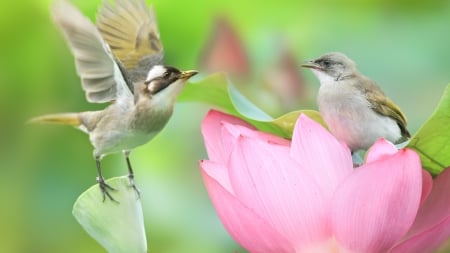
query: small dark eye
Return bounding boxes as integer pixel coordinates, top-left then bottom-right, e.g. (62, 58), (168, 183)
(163, 71), (170, 78)
(322, 60), (331, 67)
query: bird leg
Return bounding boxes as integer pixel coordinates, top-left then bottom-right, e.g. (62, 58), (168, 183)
(124, 151), (141, 198)
(95, 157), (118, 202)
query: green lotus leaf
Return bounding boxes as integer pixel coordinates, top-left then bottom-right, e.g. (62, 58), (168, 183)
(179, 73), (324, 138)
(408, 84), (450, 175)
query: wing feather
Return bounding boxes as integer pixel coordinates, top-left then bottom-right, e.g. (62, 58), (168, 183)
(363, 80), (411, 139)
(97, 0), (164, 83)
(52, 0), (133, 103)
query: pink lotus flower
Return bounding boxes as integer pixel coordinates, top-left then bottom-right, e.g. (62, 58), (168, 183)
(200, 109), (450, 253)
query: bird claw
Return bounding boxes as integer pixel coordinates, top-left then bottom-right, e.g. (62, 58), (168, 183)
(128, 174), (141, 199)
(97, 177), (119, 203)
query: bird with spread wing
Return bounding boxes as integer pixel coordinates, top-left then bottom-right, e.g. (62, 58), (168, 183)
(31, 0), (198, 201)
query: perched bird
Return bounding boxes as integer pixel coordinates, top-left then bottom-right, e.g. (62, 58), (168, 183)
(301, 52), (410, 152)
(31, 0), (198, 201)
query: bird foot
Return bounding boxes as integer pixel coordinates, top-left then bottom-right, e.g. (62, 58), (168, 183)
(128, 174), (141, 199)
(97, 176), (119, 203)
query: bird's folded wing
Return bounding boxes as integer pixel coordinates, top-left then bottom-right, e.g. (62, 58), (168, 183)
(97, 0), (164, 83)
(52, 0), (133, 104)
(366, 87), (410, 138)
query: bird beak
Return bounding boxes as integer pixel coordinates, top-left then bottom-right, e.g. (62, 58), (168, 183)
(301, 60), (323, 70)
(180, 70), (199, 80)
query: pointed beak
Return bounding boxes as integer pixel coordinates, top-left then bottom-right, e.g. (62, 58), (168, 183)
(180, 70), (199, 80)
(301, 60), (323, 70)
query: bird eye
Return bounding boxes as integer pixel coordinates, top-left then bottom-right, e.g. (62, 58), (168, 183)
(322, 60), (331, 67)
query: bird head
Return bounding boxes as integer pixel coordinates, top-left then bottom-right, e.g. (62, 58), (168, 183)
(301, 52), (357, 82)
(142, 65), (198, 101)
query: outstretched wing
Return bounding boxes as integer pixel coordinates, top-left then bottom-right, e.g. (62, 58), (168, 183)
(97, 0), (164, 83)
(52, 0), (133, 104)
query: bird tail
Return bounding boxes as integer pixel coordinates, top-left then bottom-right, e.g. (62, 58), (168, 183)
(28, 113), (81, 126)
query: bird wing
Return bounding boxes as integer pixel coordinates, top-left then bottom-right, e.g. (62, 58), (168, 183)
(52, 0), (133, 104)
(363, 81), (411, 139)
(96, 0), (164, 83)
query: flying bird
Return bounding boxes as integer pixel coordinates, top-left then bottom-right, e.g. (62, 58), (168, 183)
(31, 0), (198, 201)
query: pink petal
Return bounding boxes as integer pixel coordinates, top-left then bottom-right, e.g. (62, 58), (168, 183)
(228, 135), (330, 249)
(290, 114), (353, 199)
(402, 168), (450, 239)
(389, 216), (450, 253)
(362, 140), (433, 205)
(212, 121), (290, 172)
(420, 170), (433, 205)
(255, 131), (291, 146)
(332, 149), (423, 253)
(221, 122), (290, 147)
(200, 160), (234, 194)
(200, 162), (293, 253)
(202, 110), (255, 163)
(365, 138), (398, 164)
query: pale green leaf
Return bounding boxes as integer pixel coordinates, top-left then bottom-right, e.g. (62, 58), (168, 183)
(408, 84), (450, 175)
(272, 110), (327, 137)
(227, 83), (273, 121)
(73, 176), (147, 253)
(179, 73), (324, 138)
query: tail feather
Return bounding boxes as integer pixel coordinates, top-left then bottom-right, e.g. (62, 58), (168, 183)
(29, 113), (81, 126)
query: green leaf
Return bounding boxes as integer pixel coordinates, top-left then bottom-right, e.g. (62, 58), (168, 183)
(73, 176), (147, 253)
(227, 83), (273, 121)
(272, 110), (327, 137)
(408, 84), (450, 175)
(179, 73), (325, 138)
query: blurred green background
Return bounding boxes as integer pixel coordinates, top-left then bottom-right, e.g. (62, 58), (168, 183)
(1, 0), (450, 252)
